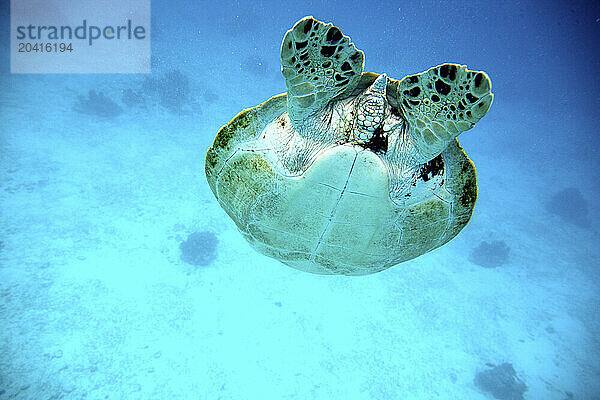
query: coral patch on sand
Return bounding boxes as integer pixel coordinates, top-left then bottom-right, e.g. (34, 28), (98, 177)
(179, 231), (218, 266)
(73, 90), (123, 118)
(546, 187), (590, 228)
(474, 363), (527, 400)
(141, 69), (191, 114)
(469, 240), (510, 268)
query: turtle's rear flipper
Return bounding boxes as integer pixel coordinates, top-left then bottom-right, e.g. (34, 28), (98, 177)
(281, 16), (364, 134)
(397, 64), (493, 162)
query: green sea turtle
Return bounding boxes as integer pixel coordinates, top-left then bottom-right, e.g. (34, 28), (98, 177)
(205, 16), (493, 275)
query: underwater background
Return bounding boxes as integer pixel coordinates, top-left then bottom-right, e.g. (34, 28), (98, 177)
(1, 0), (599, 399)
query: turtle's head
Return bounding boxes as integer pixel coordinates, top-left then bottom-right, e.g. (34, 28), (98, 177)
(352, 74), (390, 150)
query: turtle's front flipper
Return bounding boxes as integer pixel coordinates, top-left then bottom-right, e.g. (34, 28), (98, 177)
(280, 17), (364, 134)
(397, 64), (493, 162)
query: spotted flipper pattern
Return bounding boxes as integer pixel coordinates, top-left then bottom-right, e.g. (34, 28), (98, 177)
(280, 16), (364, 134)
(397, 64), (493, 162)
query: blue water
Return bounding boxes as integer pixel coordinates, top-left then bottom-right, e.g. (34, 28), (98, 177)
(1, 1), (599, 399)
